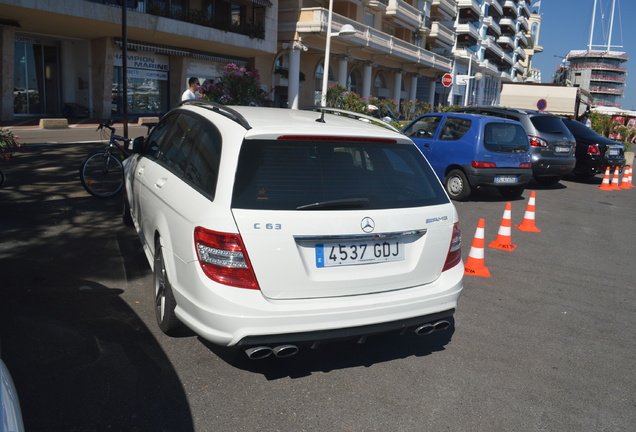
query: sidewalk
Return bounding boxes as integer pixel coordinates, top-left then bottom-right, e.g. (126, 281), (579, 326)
(1, 118), (154, 145)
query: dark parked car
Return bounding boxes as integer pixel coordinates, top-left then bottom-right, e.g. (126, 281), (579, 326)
(454, 106), (576, 186)
(560, 117), (626, 177)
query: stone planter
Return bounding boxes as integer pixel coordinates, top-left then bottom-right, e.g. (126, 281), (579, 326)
(625, 151), (634, 167)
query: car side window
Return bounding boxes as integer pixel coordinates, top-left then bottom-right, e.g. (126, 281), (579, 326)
(157, 114), (199, 177)
(439, 117), (472, 141)
(144, 115), (174, 158)
(184, 123), (222, 199)
(404, 116), (443, 138)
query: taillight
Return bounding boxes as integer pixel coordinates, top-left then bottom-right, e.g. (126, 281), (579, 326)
(528, 136), (548, 147)
(472, 161), (497, 168)
(588, 144), (600, 155)
(520, 162), (532, 169)
(443, 222), (462, 272)
(194, 227), (259, 290)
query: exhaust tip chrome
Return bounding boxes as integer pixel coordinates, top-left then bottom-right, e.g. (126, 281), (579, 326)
(273, 344), (299, 358)
(434, 320), (451, 331)
(245, 346), (273, 360)
(414, 323), (435, 336)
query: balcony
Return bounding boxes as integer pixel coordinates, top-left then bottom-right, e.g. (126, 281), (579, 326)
(520, 0), (531, 18)
(483, 16), (501, 37)
(431, 0), (458, 20)
(482, 36), (505, 58)
(294, 8), (452, 72)
(498, 17), (516, 35)
(497, 35), (515, 49)
(517, 15), (529, 32)
(515, 46), (527, 60)
(456, 21), (481, 40)
(457, 0), (482, 16)
(515, 32), (527, 48)
(386, 0), (424, 31)
(429, 21), (455, 47)
(488, 0), (503, 17)
(502, 0), (519, 18)
(364, 0), (390, 11)
(513, 61), (525, 73)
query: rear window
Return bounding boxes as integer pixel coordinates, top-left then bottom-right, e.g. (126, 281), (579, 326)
(562, 118), (602, 139)
(232, 140), (449, 210)
(483, 123), (529, 153)
(530, 115), (571, 134)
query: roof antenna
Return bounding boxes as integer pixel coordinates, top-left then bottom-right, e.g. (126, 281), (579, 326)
(316, 109), (326, 123)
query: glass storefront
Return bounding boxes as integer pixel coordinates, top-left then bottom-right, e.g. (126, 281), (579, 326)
(14, 39), (60, 116)
(112, 51), (169, 116)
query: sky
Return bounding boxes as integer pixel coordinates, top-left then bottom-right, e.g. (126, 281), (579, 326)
(530, 0), (636, 109)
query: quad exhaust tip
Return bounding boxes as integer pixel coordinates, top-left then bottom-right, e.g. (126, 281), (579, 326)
(245, 344), (299, 360)
(414, 320), (451, 336)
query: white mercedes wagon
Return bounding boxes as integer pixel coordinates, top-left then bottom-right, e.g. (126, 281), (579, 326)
(123, 102), (464, 360)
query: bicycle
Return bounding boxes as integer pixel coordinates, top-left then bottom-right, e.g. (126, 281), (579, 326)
(79, 120), (132, 198)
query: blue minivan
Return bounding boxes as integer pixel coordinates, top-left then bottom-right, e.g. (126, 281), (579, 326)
(402, 112), (532, 200)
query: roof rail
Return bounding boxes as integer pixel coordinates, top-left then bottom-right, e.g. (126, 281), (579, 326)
(303, 106), (401, 133)
(178, 100), (252, 130)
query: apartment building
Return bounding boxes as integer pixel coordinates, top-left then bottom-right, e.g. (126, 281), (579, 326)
(0, 0), (540, 122)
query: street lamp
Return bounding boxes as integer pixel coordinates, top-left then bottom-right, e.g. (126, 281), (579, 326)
(320, 0), (356, 107)
(461, 54), (483, 106)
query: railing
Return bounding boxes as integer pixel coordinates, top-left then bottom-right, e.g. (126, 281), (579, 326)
(296, 8), (452, 71)
(84, 0), (266, 40)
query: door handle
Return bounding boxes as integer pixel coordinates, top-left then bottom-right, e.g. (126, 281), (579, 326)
(155, 178), (168, 188)
(137, 167), (145, 176)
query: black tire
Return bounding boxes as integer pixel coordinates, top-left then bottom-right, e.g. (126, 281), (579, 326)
(154, 239), (181, 334)
(573, 172), (596, 179)
(0, 170), (5, 187)
(499, 185), (525, 199)
(122, 188), (134, 227)
(79, 152), (124, 198)
(444, 169), (471, 201)
(535, 176), (561, 186)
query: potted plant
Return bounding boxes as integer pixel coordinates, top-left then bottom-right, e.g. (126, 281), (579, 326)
(0, 128), (22, 186)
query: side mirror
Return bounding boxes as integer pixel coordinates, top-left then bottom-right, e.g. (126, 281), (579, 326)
(130, 136), (146, 153)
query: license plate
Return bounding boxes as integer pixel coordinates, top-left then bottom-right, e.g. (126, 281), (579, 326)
(316, 240), (404, 267)
(555, 146), (570, 153)
(609, 149), (619, 156)
(495, 175), (518, 184)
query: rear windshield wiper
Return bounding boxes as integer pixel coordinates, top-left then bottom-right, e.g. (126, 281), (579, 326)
(297, 198), (370, 210)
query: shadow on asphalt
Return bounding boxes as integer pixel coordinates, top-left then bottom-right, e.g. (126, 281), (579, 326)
(204, 322), (455, 380)
(0, 144), (194, 432)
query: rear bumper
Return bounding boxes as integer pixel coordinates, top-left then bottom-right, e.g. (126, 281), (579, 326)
(464, 166), (533, 188)
(531, 155), (576, 177)
(574, 157), (626, 175)
(171, 259), (464, 347)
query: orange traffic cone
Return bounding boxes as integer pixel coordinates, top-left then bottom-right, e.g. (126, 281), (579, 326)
(516, 191), (541, 232)
(619, 166), (634, 189)
(598, 167), (613, 190)
(489, 202), (517, 251)
(610, 167), (622, 190)
(464, 218), (490, 277)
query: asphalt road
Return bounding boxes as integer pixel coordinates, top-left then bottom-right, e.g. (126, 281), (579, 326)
(0, 143), (634, 432)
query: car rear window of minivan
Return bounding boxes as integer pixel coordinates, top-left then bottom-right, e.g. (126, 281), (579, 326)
(231, 139), (449, 210)
(530, 115), (570, 134)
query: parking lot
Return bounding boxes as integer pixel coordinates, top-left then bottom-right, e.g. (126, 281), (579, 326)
(1, 142), (634, 431)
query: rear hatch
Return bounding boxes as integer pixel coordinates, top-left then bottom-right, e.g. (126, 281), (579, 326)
(529, 114), (576, 157)
(230, 137), (455, 300)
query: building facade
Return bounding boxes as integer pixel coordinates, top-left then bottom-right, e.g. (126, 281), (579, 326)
(0, 0), (542, 122)
(554, 50), (628, 108)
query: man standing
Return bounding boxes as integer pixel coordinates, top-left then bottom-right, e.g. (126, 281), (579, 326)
(181, 77), (199, 101)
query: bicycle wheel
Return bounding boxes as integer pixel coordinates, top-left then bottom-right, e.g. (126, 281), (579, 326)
(80, 152), (124, 198)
